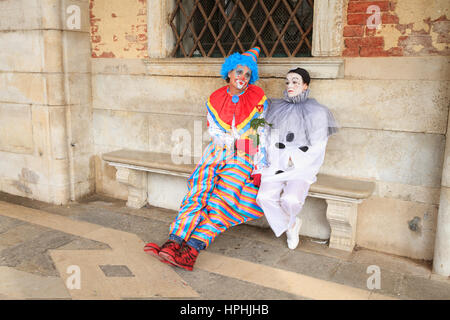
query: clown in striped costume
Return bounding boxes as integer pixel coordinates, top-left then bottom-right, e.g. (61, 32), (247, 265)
(144, 48), (269, 271)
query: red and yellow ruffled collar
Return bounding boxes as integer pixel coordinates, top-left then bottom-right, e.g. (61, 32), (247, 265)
(206, 85), (267, 133)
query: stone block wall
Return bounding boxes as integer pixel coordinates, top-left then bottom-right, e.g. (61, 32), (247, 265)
(0, 0), (94, 204)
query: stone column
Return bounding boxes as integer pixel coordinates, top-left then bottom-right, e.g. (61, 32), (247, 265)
(147, 0), (175, 58)
(312, 0), (344, 57)
(42, 0), (94, 203)
(60, 0), (94, 201)
(433, 108), (450, 276)
(41, 0), (72, 204)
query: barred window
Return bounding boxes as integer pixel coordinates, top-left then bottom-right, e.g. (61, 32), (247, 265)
(169, 0), (314, 58)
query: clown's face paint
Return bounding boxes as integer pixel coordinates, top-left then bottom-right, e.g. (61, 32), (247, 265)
(236, 80), (246, 90)
(228, 65), (251, 93)
(286, 73), (308, 97)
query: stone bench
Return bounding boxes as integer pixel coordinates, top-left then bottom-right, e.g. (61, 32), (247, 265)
(102, 149), (375, 252)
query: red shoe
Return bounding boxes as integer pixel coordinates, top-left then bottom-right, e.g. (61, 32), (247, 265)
(160, 242), (199, 271)
(158, 240), (181, 263)
(144, 242), (177, 265)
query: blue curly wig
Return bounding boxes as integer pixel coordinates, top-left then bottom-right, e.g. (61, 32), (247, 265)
(220, 52), (259, 84)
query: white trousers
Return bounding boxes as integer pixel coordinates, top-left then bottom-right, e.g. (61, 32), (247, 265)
(256, 179), (310, 237)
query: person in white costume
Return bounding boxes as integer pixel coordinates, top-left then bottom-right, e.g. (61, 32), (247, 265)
(256, 68), (338, 249)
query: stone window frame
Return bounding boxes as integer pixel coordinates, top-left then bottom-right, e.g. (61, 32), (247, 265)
(143, 0), (345, 79)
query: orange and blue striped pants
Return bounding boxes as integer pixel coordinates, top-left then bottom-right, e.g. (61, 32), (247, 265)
(169, 142), (264, 248)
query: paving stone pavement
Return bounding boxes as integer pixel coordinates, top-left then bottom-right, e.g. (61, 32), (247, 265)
(0, 192), (449, 300)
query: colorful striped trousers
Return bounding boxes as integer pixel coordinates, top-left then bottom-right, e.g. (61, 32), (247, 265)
(169, 142), (264, 248)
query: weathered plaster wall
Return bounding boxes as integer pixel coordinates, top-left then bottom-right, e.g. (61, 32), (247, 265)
(343, 0), (449, 56)
(90, 0), (148, 59)
(88, 0), (449, 261)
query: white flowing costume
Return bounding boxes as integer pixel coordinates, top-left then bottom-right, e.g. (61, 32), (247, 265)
(256, 89), (338, 237)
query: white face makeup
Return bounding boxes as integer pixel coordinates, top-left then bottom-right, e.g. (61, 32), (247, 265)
(228, 65), (251, 91)
(285, 73), (308, 97)
(236, 80), (246, 90)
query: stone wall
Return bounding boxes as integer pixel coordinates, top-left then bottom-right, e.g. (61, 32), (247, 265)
(0, 0), (94, 204)
(90, 0), (449, 261)
(91, 55), (449, 260)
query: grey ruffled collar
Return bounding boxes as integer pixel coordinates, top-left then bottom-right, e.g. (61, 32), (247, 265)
(282, 88), (310, 103)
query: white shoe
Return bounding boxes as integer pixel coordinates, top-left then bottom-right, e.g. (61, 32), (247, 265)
(286, 217), (302, 250)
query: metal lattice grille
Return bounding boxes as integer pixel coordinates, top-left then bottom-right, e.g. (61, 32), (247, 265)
(169, 0), (314, 58)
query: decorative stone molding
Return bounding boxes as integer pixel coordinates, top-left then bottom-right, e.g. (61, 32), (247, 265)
(143, 57), (344, 79)
(325, 198), (360, 252)
(115, 167), (148, 209)
(145, 0), (345, 77)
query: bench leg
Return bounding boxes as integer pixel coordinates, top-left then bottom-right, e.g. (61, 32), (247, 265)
(116, 167), (148, 209)
(325, 199), (358, 252)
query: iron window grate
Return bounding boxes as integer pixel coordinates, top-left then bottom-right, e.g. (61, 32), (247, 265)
(169, 0), (314, 58)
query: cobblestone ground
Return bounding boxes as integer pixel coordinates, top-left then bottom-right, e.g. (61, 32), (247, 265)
(0, 192), (449, 300)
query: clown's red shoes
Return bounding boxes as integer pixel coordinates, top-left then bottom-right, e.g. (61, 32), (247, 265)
(143, 241), (177, 265)
(159, 242), (199, 271)
(158, 240), (181, 258)
(146, 240), (200, 271)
